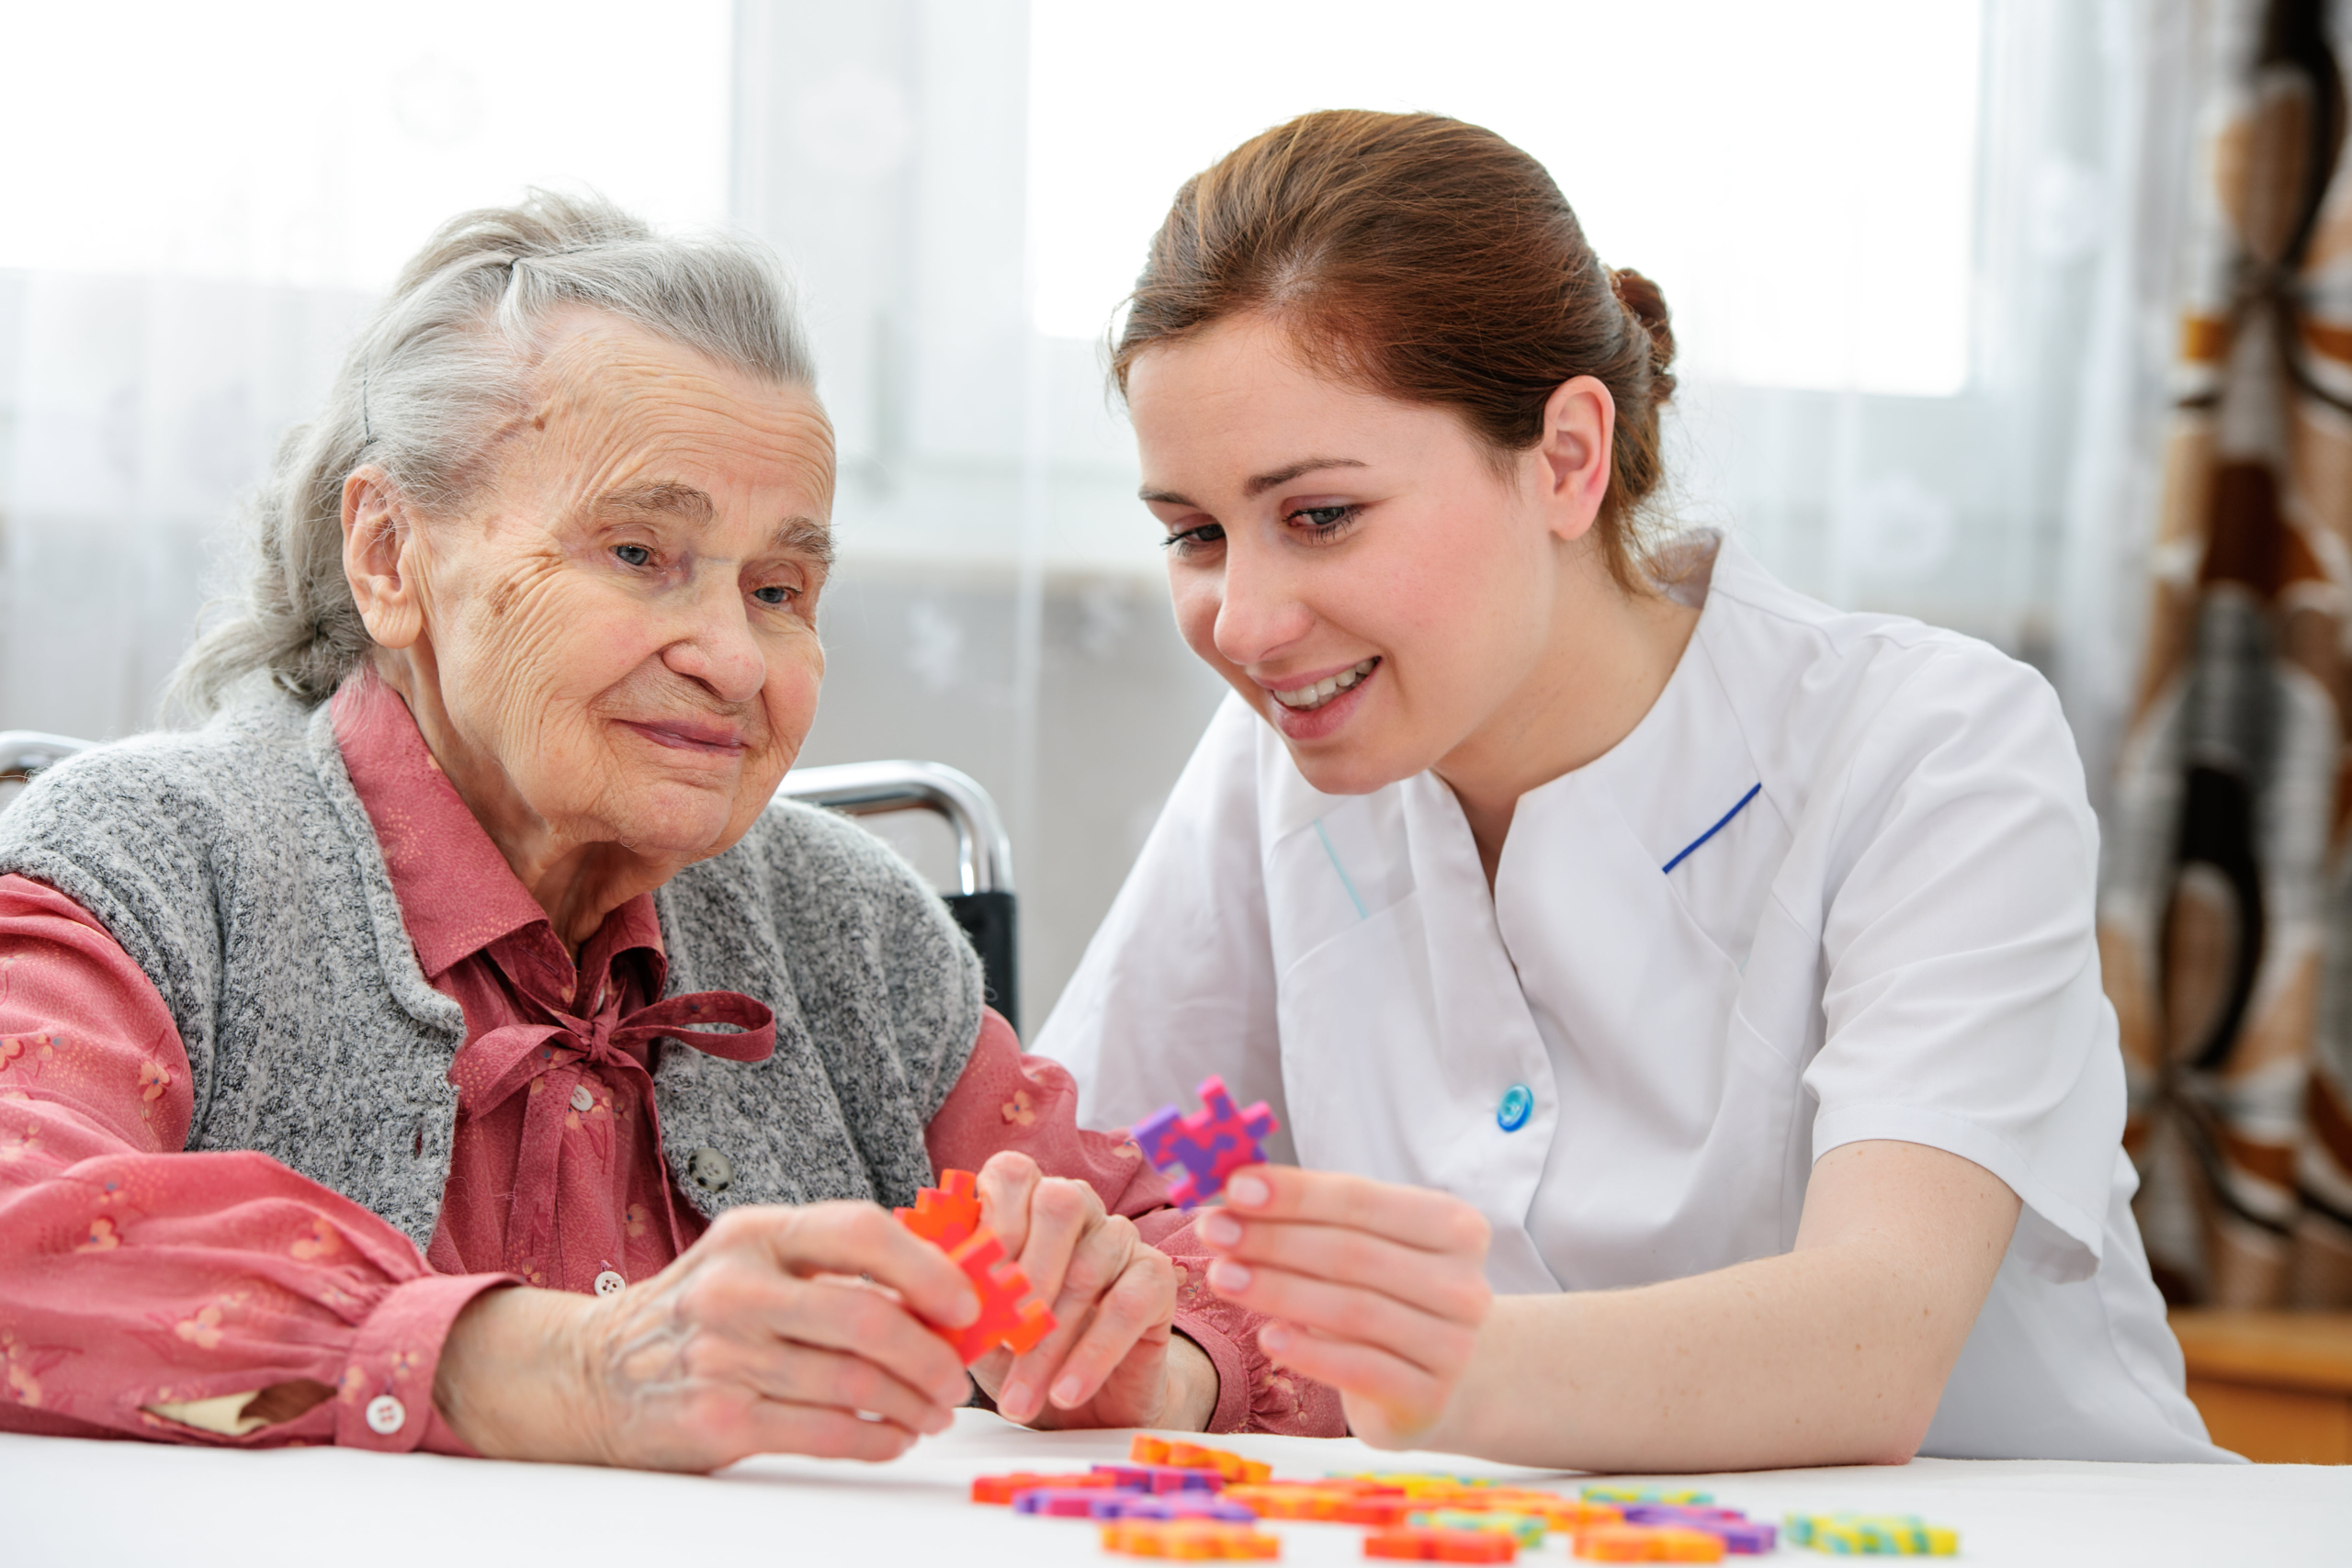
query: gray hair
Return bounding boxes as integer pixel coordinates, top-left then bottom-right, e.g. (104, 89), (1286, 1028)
(167, 189), (817, 720)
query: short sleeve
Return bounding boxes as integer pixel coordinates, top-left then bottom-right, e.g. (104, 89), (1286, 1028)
(1803, 646), (2123, 1282)
(1035, 694), (1287, 1151)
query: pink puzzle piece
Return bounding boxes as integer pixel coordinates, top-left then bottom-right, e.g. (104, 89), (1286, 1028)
(1130, 1075), (1279, 1209)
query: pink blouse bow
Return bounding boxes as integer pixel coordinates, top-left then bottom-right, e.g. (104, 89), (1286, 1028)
(450, 985), (775, 1273)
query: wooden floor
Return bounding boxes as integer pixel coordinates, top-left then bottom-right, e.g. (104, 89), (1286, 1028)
(2170, 1310), (2352, 1462)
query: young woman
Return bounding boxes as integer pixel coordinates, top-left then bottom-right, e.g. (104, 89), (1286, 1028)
(1037, 110), (2228, 1469)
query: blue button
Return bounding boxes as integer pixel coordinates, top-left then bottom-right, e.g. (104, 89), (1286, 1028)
(1497, 1084), (1533, 1133)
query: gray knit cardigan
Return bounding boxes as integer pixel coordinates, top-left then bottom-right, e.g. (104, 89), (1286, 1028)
(0, 682), (984, 1250)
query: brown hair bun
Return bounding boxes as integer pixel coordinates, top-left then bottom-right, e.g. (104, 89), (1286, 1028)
(1608, 267), (1677, 404)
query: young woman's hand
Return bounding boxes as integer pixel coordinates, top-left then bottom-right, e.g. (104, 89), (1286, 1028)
(433, 1201), (980, 1471)
(1195, 1166), (1492, 1447)
(965, 1150), (1210, 1431)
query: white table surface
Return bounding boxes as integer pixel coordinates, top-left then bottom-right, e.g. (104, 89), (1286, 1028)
(3, 1410), (2344, 1567)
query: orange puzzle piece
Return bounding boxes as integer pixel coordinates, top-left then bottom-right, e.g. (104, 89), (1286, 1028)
(897, 1168), (982, 1249)
(1130, 1435), (1274, 1484)
(1100, 1519), (1281, 1559)
(970, 1471), (1119, 1504)
(1572, 1525), (1724, 1562)
(1363, 1525), (1518, 1562)
(938, 1227), (1054, 1363)
(1221, 1483), (1358, 1520)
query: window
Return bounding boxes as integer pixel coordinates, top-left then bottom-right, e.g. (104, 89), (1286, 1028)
(0, 1), (732, 290)
(1027, 0), (1984, 396)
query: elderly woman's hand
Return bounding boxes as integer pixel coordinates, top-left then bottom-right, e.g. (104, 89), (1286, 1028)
(964, 1150), (1213, 1431)
(433, 1201), (979, 1471)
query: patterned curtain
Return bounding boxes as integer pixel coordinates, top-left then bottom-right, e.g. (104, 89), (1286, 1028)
(2100, 0), (2352, 1308)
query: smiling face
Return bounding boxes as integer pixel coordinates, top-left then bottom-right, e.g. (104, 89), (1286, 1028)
(348, 310), (834, 906)
(1128, 315), (1600, 799)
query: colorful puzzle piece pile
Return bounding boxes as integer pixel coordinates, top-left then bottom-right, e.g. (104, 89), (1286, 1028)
(1783, 1515), (1958, 1555)
(975, 1450), (1959, 1562)
(894, 1169), (1055, 1364)
(1131, 1075), (1280, 1208)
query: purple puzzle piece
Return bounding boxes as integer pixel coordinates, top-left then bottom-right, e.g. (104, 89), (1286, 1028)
(1013, 1486), (1143, 1517)
(1131, 1075), (1279, 1208)
(1710, 1521), (1777, 1554)
(1091, 1462), (1225, 1494)
(1623, 1506), (1743, 1527)
(1622, 1506), (1775, 1554)
(1089, 1493), (1259, 1523)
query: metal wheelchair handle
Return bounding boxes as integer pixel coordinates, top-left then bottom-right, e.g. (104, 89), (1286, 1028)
(775, 759), (1014, 897)
(775, 760), (1022, 1029)
(0, 732), (94, 782)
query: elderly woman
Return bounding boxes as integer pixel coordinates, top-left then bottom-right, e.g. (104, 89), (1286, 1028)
(0, 196), (1329, 1463)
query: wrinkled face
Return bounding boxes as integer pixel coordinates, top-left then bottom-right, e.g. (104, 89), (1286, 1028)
(409, 314), (834, 868)
(1126, 316), (1565, 796)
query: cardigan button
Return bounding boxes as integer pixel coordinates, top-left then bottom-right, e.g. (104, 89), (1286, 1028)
(365, 1394), (406, 1436)
(594, 1269), (627, 1298)
(688, 1146), (735, 1193)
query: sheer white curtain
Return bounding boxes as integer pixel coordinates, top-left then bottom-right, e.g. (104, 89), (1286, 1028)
(0, 274), (368, 740)
(1671, 0), (2208, 804)
(2053, 0), (2217, 804)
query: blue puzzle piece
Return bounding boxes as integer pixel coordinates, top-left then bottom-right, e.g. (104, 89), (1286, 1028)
(1131, 1075), (1278, 1208)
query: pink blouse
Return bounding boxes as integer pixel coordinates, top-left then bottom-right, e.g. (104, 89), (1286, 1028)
(0, 673), (1340, 1450)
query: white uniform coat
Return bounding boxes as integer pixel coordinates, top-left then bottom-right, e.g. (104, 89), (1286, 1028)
(1040, 536), (2225, 1462)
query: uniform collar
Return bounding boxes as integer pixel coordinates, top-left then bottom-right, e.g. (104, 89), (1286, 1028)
(1516, 531), (1760, 874)
(328, 667), (664, 982)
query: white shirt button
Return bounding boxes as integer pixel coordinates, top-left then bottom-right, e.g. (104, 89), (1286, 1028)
(364, 1394), (406, 1436)
(570, 1084), (594, 1112)
(594, 1269), (626, 1298)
